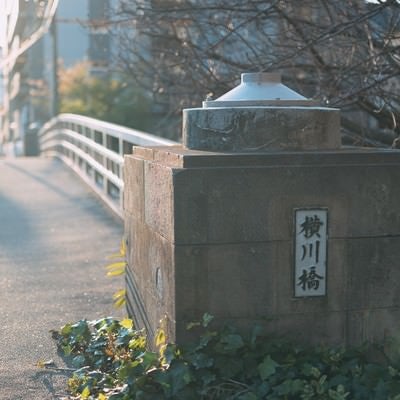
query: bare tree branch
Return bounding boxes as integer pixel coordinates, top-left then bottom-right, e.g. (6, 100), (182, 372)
(110, 0), (400, 144)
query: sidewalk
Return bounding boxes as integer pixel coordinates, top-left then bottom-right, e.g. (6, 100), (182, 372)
(0, 158), (124, 399)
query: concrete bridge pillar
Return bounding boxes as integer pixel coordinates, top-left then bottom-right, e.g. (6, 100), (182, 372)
(124, 73), (400, 346)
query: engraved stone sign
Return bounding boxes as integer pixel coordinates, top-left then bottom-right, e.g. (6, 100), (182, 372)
(294, 208), (328, 297)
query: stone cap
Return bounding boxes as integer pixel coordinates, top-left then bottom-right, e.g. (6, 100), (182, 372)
(203, 72), (316, 108)
(183, 106), (341, 152)
(131, 145), (400, 168)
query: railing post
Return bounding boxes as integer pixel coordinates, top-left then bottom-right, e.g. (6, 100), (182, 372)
(38, 113), (177, 220)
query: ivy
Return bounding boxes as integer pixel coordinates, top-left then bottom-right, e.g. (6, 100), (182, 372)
(52, 317), (400, 400)
(105, 240), (127, 309)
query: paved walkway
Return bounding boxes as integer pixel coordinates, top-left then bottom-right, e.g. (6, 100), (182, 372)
(0, 157), (124, 399)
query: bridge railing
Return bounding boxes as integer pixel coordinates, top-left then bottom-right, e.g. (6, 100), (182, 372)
(39, 113), (178, 219)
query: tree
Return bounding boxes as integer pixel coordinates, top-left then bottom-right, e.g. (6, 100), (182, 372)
(111, 0), (400, 145)
(58, 61), (152, 131)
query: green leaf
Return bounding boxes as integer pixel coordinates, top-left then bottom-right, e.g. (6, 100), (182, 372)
(197, 330), (217, 350)
(215, 355), (243, 378)
(107, 239), (127, 259)
(106, 261), (126, 276)
(81, 386), (91, 400)
(218, 333), (244, 352)
(113, 289), (126, 308)
(119, 239), (127, 257)
(61, 344), (72, 355)
(114, 297), (126, 308)
(118, 359), (142, 381)
(200, 370), (216, 386)
(258, 355), (279, 380)
(71, 320), (91, 340)
(328, 384), (350, 400)
(140, 351), (158, 370)
(72, 354), (86, 368)
(155, 329), (166, 348)
(167, 361), (193, 395)
(108, 394), (126, 400)
(129, 335), (146, 350)
(202, 313), (214, 327)
(238, 393), (258, 400)
(36, 359), (56, 369)
(61, 323), (72, 336)
(275, 378), (304, 395)
(188, 352), (214, 369)
(106, 261), (127, 270)
(250, 325), (262, 347)
(120, 318), (133, 330)
(186, 321), (201, 330)
(50, 315), (400, 400)
(163, 344), (178, 365)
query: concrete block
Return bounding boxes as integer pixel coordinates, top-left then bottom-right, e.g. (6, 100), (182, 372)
(172, 171), (208, 244)
(125, 217), (175, 343)
(275, 311), (345, 346)
(174, 243), (278, 322)
(144, 161), (174, 240)
(346, 237), (400, 310)
(183, 107), (341, 152)
(173, 158), (400, 245)
(123, 155), (144, 218)
(346, 308), (400, 346)
(124, 145), (400, 347)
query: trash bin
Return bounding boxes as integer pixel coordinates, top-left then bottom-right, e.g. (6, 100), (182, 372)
(24, 122), (39, 156)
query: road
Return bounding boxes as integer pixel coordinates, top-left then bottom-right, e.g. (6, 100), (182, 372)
(0, 157), (124, 399)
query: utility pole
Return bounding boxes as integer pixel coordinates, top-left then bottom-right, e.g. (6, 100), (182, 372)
(1, 46), (10, 148)
(0, 0), (19, 153)
(50, 11), (59, 117)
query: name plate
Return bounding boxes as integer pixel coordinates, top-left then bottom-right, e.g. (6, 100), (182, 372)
(294, 208), (328, 297)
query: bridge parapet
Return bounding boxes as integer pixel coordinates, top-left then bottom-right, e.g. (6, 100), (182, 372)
(39, 113), (177, 218)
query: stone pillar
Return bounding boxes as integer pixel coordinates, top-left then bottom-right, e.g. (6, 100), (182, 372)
(124, 73), (400, 346)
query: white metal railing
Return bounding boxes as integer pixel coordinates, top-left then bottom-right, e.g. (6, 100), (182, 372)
(38, 113), (178, 219)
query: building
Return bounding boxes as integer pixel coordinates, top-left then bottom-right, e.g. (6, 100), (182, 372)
(88, 0), (111, 77)
(0, 0), (112, 155)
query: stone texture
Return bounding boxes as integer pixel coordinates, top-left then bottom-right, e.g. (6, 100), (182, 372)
(276, 311), (345, 345)
(125, 212), (175, 343)
(144, 161), (174, 239)
(124, 146), (400, 346)
(346, 308), (400, 347)
(172, 162), (400, 244)
(183, 107), (341, 152)
(133, 145), (400, 168)
(346, 237), (400, 310)
(123, 155), (144, 218)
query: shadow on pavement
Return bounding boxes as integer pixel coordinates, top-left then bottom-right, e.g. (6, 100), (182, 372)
(0, 192), (35, 255)
(32, 369), (72, 399)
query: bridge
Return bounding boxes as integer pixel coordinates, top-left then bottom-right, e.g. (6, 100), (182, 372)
(0, 115), (177, 399)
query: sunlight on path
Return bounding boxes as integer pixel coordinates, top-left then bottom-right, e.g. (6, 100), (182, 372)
(0, 157), (124, 399)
